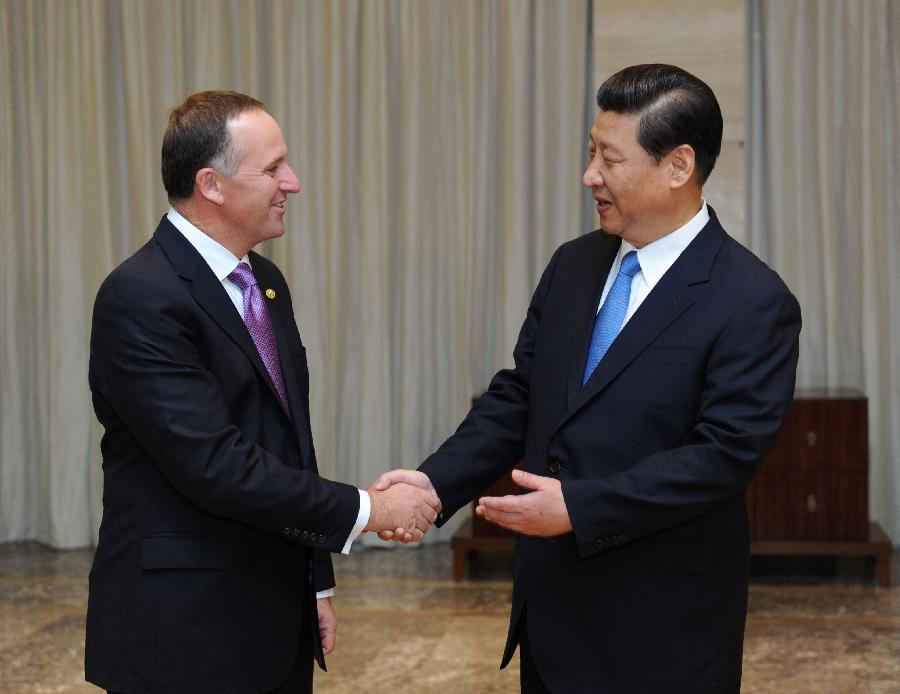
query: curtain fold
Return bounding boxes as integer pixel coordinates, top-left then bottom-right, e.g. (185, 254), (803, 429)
(748, 0), (900, 543)
(0, 0), (589, 547)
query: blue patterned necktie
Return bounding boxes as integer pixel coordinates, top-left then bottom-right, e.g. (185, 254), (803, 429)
(582, 250), (641, 386)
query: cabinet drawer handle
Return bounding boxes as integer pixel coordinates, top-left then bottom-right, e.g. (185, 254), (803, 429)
(806, 494), (817, 513)
(806, 431), (818, 447)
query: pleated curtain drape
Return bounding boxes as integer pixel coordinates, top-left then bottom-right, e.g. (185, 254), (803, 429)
(2, 0), (899, 550)
(0, 0), (591, 547)
(748, 0), (900, 544)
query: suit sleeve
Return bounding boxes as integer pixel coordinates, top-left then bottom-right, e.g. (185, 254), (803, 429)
(89, 269), (360, 554)
(561, 280), (801, 557)
(419, 246), (564, 522)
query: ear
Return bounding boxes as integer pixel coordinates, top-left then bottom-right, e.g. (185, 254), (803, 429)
(195, 167), (225, 205)
(667, 144), (696, 190)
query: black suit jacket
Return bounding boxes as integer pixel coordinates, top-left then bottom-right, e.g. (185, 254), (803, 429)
(85, 217), (360, 693)
(420, 209), (801, 693)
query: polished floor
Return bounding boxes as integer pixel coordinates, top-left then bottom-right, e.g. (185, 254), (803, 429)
(1, 542), (898, 693)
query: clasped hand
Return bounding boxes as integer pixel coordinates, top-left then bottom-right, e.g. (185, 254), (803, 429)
(369, 468), (573, 542)
(364, 471), (441, 543)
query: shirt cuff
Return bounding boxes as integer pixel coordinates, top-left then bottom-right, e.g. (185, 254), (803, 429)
(316, 589), (335, 599)
(340, 489), (370, 555)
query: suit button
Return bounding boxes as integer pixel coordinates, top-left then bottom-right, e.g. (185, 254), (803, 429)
(549, 460), (561, 474)
(282, 526), (291, 536)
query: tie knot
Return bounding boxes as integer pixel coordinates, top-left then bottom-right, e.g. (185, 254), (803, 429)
(228, 262), (257, 291)
(619, 251), (641, 278)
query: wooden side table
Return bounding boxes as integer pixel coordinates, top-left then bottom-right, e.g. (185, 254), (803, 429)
(746, 390), (892, 586)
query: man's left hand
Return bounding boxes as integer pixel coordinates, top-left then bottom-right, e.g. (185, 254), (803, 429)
(476, 469), (573, 537)
(317, 597), (337, 656)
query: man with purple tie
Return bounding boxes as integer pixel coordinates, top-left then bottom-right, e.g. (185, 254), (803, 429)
(85, 91), (439, 694)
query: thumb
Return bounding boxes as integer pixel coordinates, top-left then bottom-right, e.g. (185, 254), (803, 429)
(373, 469), (407, 491)
(512, 468), (545, 490)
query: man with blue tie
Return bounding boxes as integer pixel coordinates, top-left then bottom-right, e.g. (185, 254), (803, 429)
(376, 64), (801, 692)
(85, 90), (440, 694)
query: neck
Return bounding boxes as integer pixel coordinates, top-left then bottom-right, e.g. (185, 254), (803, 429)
(172, 201), (250, 258)
(629, 195), (703, 249)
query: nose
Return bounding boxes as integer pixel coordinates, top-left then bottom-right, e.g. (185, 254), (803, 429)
(281, 165), (301, 194)
(582, 157), (602, 189)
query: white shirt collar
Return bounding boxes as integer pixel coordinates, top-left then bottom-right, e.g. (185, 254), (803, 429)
(623, 201), (710, 290)
(166, 207), (250, 280)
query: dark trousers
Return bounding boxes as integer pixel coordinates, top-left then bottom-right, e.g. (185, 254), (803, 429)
(267, 619), (314, 694)
(107, 620), (314, 694)
(518, 611), (552, 694)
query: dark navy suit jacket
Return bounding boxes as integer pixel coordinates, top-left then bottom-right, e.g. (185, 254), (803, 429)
(421, 208), (801, 693)
(86, 217), (360, 693)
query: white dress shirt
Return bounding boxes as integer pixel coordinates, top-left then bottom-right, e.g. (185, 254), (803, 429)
(166, 208), (370, 595)
(594, 201), (710, 324)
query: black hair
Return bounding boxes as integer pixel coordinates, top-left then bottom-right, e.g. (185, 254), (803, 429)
(596, 64), (722, 183)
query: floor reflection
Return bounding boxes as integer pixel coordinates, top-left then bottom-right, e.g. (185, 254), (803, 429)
(0, 542), (897, 693)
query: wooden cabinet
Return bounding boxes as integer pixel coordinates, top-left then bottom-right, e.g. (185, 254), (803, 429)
(745, 389), (891, 586)
(746, 390), (868, 541)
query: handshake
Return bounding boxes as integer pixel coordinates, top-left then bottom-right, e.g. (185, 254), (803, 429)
(363, 470), (441, 543)
(361, 467), (573, 543)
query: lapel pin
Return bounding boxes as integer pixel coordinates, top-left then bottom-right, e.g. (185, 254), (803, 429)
(265, 288), (276, 300)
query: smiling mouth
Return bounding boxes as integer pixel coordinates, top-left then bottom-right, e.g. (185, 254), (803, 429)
(273, 201), (286, 209)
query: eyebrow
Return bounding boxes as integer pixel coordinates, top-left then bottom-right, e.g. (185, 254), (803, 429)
(264, 152), (288, 169)
(588, 134), (623, 156)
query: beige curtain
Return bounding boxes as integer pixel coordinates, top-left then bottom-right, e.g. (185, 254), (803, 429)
(748, 0), (900, 543)
(0, 0), (590, 547)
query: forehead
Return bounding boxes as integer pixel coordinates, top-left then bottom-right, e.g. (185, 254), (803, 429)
(227, 110), (287, 161)
(589, 110), (641, 150)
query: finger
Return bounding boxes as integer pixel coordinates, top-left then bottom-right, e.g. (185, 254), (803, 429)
(479, 494), (525, 514)
(480, 507), (521, 532)
(378, 530), (394, 541)
(410, 527), (424, 542)
(512, 468), (545, 490)
(322, 631), (335, 655)
(416, 498), (440, 524)
(481, 504), (521, 523)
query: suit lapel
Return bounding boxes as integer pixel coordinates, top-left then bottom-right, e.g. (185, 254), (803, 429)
(559, 213), (726, 427)
(153, 219), (289, 423)
(565, 237), (620, 410)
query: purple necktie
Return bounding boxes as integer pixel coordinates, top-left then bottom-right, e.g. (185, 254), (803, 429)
(228, 262), (290, 414)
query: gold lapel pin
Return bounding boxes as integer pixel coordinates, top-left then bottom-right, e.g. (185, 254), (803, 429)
(265, 288), (276, 300)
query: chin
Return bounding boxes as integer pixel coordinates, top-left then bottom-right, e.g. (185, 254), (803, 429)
(265, 224), (287, 240)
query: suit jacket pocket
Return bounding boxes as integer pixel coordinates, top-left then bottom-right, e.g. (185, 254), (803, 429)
(141, 534), (235, 570)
